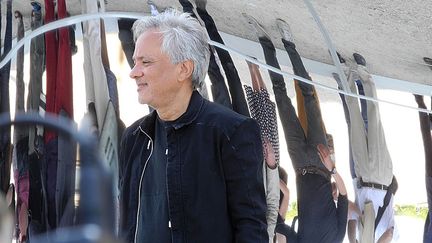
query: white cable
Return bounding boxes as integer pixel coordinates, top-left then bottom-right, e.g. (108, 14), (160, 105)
(1, 11), (430, 115)
(0, 11), (148, 69)
(209, 40), (432, 115)
(302, 0), (350, 93)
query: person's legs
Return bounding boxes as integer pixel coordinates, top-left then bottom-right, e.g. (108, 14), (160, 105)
(196, 3), (250, 117)
(117, 18), (135, 69)
(245, 61), (280, 168)
(178, 0), (197, 18)
(343, 66), (369, 181)
(357, 63), (393, 186)
(415, 95), (432, 176)
(333, 72), (356, 179)
(178, 0), (232, 109)
(355, 80), (368, 131)
(281, 39), (327, 149)
(256, 36), (307, 169)
(414, 95), (432, 242)
(207, 51), (232, 108)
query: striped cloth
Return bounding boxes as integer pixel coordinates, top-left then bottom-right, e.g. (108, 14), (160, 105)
(244, 85), (280, 166)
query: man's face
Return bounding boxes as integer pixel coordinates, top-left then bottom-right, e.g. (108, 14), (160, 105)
(129, 29), (182, 109)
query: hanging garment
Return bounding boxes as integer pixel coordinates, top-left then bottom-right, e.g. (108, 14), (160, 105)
(43, 0), (59, 229)
(81, 0), (118, 231)
(55, 0), (76, 228)
(43, 0), (76, 229)
(0, 0), (13, 195)
(27, 4), (48, 236)
(12, 11), (30, 242)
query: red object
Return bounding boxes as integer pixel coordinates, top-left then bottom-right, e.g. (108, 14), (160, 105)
(44, 0), (73, 142)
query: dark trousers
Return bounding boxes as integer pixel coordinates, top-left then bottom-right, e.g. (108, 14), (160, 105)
(117, 18), (135, 69)
(178, 1), (232, 110)
(258, 36), (326, 170)
(196, 7), (250, 117)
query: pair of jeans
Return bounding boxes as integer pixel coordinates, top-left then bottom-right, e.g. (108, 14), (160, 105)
(258, 36), (327, 170)
(281, 39), (328, 138)
(178, 1), (232, 110)
(343, 64), (393, 186)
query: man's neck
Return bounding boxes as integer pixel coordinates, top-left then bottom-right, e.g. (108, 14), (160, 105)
(156, 90), (193, 121)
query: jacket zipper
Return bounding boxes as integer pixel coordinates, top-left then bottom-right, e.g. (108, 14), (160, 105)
(133, 126), (153, 243)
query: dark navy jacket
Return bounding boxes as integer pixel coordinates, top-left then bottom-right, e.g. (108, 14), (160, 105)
(119, 91), (268, 243)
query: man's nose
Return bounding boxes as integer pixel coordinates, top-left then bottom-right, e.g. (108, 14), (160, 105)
(129, 65), (142, 79)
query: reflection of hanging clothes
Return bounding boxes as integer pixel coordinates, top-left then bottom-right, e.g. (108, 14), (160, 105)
(12, 11), (30, 242)
(43, 0), (76, 229)
(27, 3), (49, 236)
(81, 0), (119, 231)
(0, 0), (13, 195)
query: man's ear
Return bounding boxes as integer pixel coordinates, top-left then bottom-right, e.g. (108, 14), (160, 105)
(177, 60), (194, 83)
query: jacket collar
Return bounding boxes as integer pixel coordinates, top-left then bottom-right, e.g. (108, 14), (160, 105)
(170, 90), (204, 130)
(138, 90), (204, 134)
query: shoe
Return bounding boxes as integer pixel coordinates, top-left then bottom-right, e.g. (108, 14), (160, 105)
(353, 53), (366, 66)
(194, 0), (207, 10)
(242, 13), (271, 39)
(276, 18), (294, 42)
(424, 57), (432, 71)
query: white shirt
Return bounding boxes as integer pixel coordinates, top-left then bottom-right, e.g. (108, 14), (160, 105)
(353, 178), (399, 242)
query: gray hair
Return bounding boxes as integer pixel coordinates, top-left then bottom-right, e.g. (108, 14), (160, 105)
(132, 9), (210, 89)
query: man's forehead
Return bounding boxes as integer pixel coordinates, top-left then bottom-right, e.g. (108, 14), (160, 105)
(133, 30), (163, 58)
(137, 28), (163, 42)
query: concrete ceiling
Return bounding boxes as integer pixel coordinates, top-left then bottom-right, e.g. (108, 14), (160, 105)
(3, 0), (432, 86)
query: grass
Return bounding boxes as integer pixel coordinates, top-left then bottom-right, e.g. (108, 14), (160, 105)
(283, 202), (429, 221)
(395, 204), (428, 220)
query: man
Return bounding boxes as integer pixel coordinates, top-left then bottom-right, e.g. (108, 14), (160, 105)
(243, 15), (348, 243)
(119, 10), (268, 243)
(335, 53), (397, 243)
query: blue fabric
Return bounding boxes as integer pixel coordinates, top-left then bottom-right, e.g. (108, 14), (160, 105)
(119, 91), (268, 242)
(296, 175), (348, 243)
(136, 117), (171, 243)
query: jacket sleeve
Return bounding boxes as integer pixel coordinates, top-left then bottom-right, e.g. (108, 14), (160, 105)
(335, 194), (349, 242)
(265, 166), (280, 242)
(222, 118), (268, 243)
